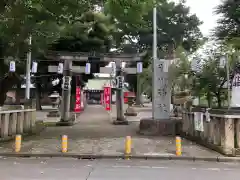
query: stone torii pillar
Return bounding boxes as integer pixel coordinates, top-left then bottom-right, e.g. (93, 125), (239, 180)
(47, 51), (146, 126)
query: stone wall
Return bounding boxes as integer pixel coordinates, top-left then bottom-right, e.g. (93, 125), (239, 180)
(0, 109), (37, 141)
(181, 109), (240, 156)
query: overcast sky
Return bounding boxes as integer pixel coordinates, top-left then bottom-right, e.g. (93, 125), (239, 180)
(185, 0), (221, 36)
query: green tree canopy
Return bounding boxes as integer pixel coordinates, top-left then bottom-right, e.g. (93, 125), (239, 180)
(122, 0), (203, 93)
(190, 43), (239, 108)
(138, 1), (203, 54)
(51, 11), (115, 53)
(214, 0), (240, 49)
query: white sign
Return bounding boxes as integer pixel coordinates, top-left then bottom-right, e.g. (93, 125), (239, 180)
(194, 112), (204, 131)
(62, 76), (72, 90)
(160, 59), (169, 72)
(231, 73), (240, 107)
(219, 56), (226, 68)
(52, 78), (60, 86)
(9, 61), (16, 72)
(137, 62), (143, 73)
(205, 109), (211, 122)
(31, 61), (38, 73)
(57, 63), (63, 74)
(85, 62), (91, 74)
(116, 76), (124, 88)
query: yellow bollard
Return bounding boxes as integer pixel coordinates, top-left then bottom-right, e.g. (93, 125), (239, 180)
(62, 135), (68, 153)
(125, 136), (132, 159)
(176, 136), (182, 156)
(15, 135), (21, 153)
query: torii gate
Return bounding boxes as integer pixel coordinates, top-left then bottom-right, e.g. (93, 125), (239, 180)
(46, 51), (145, 126)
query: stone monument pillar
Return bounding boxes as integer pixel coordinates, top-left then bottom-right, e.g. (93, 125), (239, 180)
(139, 59), (178, 136)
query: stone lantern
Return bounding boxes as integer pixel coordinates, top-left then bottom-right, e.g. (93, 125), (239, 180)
(124, 92), (137, 116)
(47, 91), (61, 117)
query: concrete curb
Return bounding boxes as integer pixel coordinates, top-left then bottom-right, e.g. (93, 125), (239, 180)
(0, 153), (240, 162)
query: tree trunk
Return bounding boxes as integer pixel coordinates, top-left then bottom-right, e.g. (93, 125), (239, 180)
(0, 80), (13, 106)
(216, 93), (222, 108)
(35, 81), (42, 110)
(206, 92), (212, 108)
(0, 93), (6, 106)
(15, 83), (21, 105)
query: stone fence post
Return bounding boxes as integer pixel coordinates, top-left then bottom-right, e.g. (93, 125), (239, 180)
(181, 108), (240, 156)
(0, 109), (36, 140)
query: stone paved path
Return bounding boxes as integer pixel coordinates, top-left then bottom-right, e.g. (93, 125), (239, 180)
(0, 105), (221, 157)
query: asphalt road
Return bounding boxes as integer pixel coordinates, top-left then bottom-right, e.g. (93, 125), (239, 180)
(1, 157), (240, 180)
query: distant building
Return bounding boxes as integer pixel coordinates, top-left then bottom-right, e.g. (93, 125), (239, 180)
(84, 78), (111, 104)
(84, 77), (130, 104)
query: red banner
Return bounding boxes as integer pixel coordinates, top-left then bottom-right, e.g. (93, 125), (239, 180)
(124, 91), (135, 104)
(104, 86), (111, 111)
(124, 92), (128, 104)
(75, 86), (81, 112)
